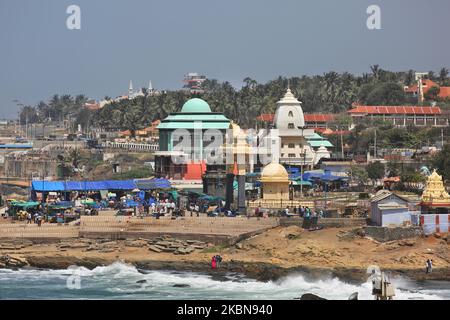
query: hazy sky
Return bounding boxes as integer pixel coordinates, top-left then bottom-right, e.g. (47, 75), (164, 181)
(1, 0), (450, 119)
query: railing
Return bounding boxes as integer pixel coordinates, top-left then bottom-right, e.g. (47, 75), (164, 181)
(101, 141), (159, 151)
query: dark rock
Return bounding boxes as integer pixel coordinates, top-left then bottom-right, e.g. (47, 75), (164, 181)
(299, 293), (327, 300)
(172, 284), (190, 288)
(136, 280), (147, 284)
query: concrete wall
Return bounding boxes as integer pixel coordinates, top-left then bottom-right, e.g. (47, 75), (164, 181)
(280, 217), (367, 228)
(421, 214), (450, 235)
(371, 195), (409, 226)
(363, 226), (423, 242)
(380, 208), (419, 227)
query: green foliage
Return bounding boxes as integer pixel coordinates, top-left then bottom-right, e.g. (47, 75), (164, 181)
(400, 171), (426, 183)
(367, 161), (385, 181)
(425, 86), (440, 101)
(387, 162), (400, 177)
(361, 82), (407, 105)
(112, 167), (153, 180)
(432, 144), (450, 182)
(17, 66), (449, 132)
(349, 166), (369, 186)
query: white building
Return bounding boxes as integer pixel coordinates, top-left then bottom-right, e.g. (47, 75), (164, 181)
(273, 88), (331, 167)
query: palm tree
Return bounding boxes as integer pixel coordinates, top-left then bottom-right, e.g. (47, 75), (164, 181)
(439, 67), (449, 85)
(370, 65), (380, 80)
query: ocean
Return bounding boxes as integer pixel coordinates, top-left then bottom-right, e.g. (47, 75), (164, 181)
(0, 262), (449, 300)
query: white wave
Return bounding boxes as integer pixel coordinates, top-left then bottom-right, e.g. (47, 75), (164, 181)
(0, 262), (448, 300)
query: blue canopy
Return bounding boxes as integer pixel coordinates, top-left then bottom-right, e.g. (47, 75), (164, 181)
(134, 178), (171, 190)
(302, 171), (345, 182)
(31, 178), (171, 192)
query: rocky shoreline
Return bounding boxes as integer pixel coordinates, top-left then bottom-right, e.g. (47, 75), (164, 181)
(1, 226), (449, 284)
(2, 253), (450, 284)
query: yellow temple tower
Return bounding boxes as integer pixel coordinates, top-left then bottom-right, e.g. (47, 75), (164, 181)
(421, 169), (450, 207)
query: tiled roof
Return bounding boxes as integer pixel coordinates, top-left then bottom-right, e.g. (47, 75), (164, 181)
(348, 105), (441, 115)
(304, 114), (336, 122)
(256, 114), (274, 122)
(439, 87), (450, 98)
(405, 79), (438, 93)
(404, 79), (450, 98)
(257, 113), (336, 122)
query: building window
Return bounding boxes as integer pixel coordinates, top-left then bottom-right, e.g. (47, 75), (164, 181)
(281, 143), (284, 148)
(288, 154), (295, 158)
(288, 123), (295, 129)
(288, 111), (294, 117)
(288, 143), (295, 149)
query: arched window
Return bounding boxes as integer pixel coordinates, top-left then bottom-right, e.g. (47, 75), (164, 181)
(288, 111), (294, 117)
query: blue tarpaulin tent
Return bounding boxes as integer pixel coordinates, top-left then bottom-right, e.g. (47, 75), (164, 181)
(302, 170), (346, 182)
(31, 178), (171, 192)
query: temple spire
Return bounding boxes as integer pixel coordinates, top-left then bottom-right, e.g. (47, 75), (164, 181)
(129, 80), (133, 97)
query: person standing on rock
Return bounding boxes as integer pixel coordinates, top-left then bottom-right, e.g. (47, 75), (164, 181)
(426, 259), (433, 274)
(211, 256), (217, 269)
(215, 255), (222, 268)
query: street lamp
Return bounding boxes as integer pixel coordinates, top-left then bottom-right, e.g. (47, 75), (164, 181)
(297, 126), (306, 198)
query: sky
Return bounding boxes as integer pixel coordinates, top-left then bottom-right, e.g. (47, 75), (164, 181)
(1, 0), (450, 119)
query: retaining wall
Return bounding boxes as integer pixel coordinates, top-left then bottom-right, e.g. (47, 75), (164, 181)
(280, 217), (367, 228)
(363, 226), (423, 242)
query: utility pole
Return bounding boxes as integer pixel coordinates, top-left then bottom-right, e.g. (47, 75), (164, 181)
(441, 128), (444, 148)
(338, 126), (344, 158)
(374, 129), (377, 159)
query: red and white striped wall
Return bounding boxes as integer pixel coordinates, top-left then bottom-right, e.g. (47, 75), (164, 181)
(420, 214), (450, 234)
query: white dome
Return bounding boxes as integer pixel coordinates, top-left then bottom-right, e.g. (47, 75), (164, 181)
(273, 89), (305, 130)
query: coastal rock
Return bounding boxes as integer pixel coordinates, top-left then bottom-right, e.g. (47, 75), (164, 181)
(155, 241), (173, 247)
(235, 243), (244, 250)
(149, 246), (162, 253)
(299, 293), (327, 300)
(173, 284), (190, 288)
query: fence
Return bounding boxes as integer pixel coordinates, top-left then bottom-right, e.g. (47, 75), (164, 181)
(421, 214), (450, 235)
(101, 141), (159, 152)
(0, 223), (79, 239)
(248, 200), (315, 210)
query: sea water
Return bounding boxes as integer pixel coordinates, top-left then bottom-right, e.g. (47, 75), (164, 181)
(0, 262), (449, 300)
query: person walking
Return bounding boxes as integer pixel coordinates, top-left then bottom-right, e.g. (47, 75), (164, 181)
(253, 207), (260, 219)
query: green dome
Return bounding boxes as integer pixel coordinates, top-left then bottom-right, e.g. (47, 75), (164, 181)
(180, 98), (212, 113)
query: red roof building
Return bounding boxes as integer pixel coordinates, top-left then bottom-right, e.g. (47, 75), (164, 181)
(257, 113), (337, 128)
(348, 105), (448, 127)
(405, 79), (450, 100)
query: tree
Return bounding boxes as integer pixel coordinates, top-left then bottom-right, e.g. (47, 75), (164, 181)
(370, 64), (381, 81)
(432, 143), (450, 182)
(365, 82), (407, 105)
(349, 165), (369, 187)
(439, 67), (449, 86)
(387, 162), (400, 177)
(405, 70), (415, 86)
(424, 86), (440, 101)
(367, 161), (385, 185)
